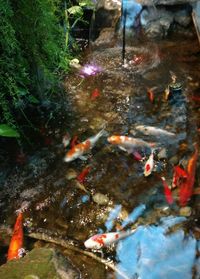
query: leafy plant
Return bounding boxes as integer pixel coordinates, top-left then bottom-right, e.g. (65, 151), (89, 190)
(0, 124), (20, 138)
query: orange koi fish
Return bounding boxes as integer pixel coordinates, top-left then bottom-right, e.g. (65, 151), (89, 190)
(161, 177), (174, 205)
(91, 88), (100, 100)
(77, 166), (91, 184)
(171, 165), (188, 188)
(84, 229), (136, 250)
(64, 128), (106, 162)
(7, 213), (23, 261)
(179, 143), (199, 206)
(107, 135), (155, 154)
(144, 152), (154, 177)
(147, 88), (154, 103)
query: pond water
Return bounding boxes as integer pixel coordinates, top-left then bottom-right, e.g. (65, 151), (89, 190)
(0, 31), (200, 278)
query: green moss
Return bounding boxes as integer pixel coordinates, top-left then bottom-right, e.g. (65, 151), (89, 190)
(0, 248), (64, 279)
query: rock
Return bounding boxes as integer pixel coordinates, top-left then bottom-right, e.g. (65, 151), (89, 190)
(141, 7), (174, 38)
(92, 193), (109, 205)
(0, 248), (80, 279)
(92, 28), (116, 48)
(136, 0), (196, 5)
(24, 276), (40, 279)
(174, 9), (192, 27)
(158, 148), (167, 159)
(169, 155), (179, 165)
(54, 178), (66, 188)
(91, 0), (121, 41)
(65, 169), (77, 180)
(179, 206), (192, 216)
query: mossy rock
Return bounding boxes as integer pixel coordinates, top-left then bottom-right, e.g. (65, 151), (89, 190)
(0, 248), (80, 279)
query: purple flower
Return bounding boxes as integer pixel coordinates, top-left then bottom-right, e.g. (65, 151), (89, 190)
(79, 64), (102, 77)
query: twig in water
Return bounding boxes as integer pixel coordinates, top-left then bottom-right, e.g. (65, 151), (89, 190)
(28, 231), (130, 279)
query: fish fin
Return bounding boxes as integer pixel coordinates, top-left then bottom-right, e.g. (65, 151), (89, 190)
(79, 155), (88, 161)
(119, 146), (128, 152)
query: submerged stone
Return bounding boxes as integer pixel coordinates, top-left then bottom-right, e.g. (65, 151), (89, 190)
(179, 206), (192, 217)
(66, 169), (77, 180)
(0, 248), (80, 279)
(92, 193), (109, 205)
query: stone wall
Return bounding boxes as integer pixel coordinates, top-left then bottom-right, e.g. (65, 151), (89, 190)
(91, 0), (198, 46)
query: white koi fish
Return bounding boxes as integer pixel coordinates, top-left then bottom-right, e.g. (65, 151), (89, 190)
(84, 229), (136, 250)
(144, 151), (154, 177)
(64, 128), (106, 162)
(107, 135), (155, 154)
(134, 125), (176, 138)
(62, 132), (71, 148)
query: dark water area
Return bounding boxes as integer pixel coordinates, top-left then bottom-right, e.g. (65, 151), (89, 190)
(0, 32), (200, 278)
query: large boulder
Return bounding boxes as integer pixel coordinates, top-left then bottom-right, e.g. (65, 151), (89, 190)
(0, 248), (80, 279)
(90, 0), (121, 41)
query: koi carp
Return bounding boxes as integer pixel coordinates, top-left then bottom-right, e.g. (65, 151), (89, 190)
(179, 143), (199, 206)
(107, 135), (155, 154)
(171, 165), (187, 188)
(91, 88), (100, 100)
(7, 213), (24, 261)
(64, 128), (106, 162)
(134, 125), (176, 138)
(144, 151), (154, 177)
(147, 88), (155, 103)
(161, 177), (174, 205)
(70, 135), (79, 148)
(77, 166), (91, 184)
(84, 229), (136, 250)
(62, 132), (71, 148)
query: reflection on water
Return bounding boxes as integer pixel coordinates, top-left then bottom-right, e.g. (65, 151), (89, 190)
(116, 216), (196, 279)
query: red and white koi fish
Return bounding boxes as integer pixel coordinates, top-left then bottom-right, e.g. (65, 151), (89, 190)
(161, 177), (174, 205)
(144, 151), (154, 177)
(77, 166), (91, 184)
(107, 135), (155, 154)
(64, 128), (106, 162)
(171, 165), (188, 188)
(179, 143), (199, 206)
(91, 88), (100, 100)
(147, 88), (155, 103)
(84, 229), (136, 250)
(7, 213), (24, 261)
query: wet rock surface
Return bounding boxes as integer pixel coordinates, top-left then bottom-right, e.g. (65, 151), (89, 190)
(0, 248), (80, 279)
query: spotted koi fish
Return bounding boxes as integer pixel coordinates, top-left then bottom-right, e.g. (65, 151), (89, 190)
(64, 128), (106, 162)
(144, 151), (154, 177)
(84, 229), (136, 250)
(7, 213), (24, 261)
(107, 135), (155, 154)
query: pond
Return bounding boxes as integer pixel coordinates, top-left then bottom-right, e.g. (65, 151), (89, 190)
(0, 27), (200, 279)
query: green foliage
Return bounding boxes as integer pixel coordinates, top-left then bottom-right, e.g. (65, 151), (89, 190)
(0, 0), (72, 139)
(0, 124), (20, 138)
(0, 0), (94, 143)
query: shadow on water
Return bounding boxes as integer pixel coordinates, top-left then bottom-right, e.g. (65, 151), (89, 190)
(0, 1), (200, 278)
